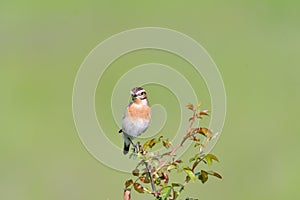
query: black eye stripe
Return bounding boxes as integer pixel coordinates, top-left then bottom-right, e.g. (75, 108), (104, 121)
(140, 92), (146, 95)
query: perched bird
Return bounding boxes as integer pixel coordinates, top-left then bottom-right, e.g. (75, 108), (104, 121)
(119, 87), (151, 154)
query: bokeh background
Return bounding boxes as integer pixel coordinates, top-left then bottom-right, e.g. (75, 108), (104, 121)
(1, 0), (300, 199)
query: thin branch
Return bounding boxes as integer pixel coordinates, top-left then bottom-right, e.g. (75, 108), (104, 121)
(144, 161), (158, 197)
(154, 114), (199, 174)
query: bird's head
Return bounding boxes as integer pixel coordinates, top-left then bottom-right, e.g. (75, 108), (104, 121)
(131, 87), (148, 104)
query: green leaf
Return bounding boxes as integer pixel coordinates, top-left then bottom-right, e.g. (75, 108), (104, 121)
(198, 170), (208, 184)
(133, 183), (144, 193)
(172, 183), (183, 188)
(167, 164), (177, 171)
(183, 166), (196, 182)
(205, 156), (212, 166)
(207, 170), (222, 179)
(205, 154), (219, 166)
(155, 178), (161, 185)
(160, 186), (172, 199)
(132, 168), (139, 176)
(124, 179), (133, 188)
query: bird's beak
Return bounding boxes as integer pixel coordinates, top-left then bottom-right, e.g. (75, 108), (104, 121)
(131, 94), (137, 99)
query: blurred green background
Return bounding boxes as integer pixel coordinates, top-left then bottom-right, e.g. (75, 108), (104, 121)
(1, 0), (300, 199)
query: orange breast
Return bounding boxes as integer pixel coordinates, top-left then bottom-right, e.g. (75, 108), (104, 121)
(127, 104), (151, 120)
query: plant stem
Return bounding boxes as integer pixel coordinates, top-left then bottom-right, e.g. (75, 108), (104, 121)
(144, 161), (158, 197)
(154, 115), (198, 174)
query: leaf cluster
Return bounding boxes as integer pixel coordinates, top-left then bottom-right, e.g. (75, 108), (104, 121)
(123, 103), (222, 200)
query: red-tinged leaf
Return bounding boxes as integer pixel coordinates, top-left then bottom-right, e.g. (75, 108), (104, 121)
(163, 173), (169, 184)
(183, 166), (196, 182)
(124, 190), (131, 200)
(197, 127), (211, 136)
(124, 179), (133, 188)
(199, 109), (210, 116)
(133, 183), (144, 193)
(207, 170), (222, 179)
(186, 103), (194, 111)
(175, 159), (183, 163)
(139, 174), (151, 184)
(132, 168), (139, 176)
(198, 170), (208, 184)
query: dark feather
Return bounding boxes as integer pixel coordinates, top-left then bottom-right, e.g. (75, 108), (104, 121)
(123, 142), (130, 155)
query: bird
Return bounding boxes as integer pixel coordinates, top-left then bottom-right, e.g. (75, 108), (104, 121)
(119, 87), (151, 155)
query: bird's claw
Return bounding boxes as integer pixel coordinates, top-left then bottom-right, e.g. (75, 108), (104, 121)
(133, 141), (141, 153)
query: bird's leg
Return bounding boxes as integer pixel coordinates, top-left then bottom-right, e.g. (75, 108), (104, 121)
(135, 141), (141, 153)
(128, 138), (140, 153)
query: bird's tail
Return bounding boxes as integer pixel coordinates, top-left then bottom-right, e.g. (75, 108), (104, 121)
(122, 134), (131, 155)
(123, 142), (130, 155)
